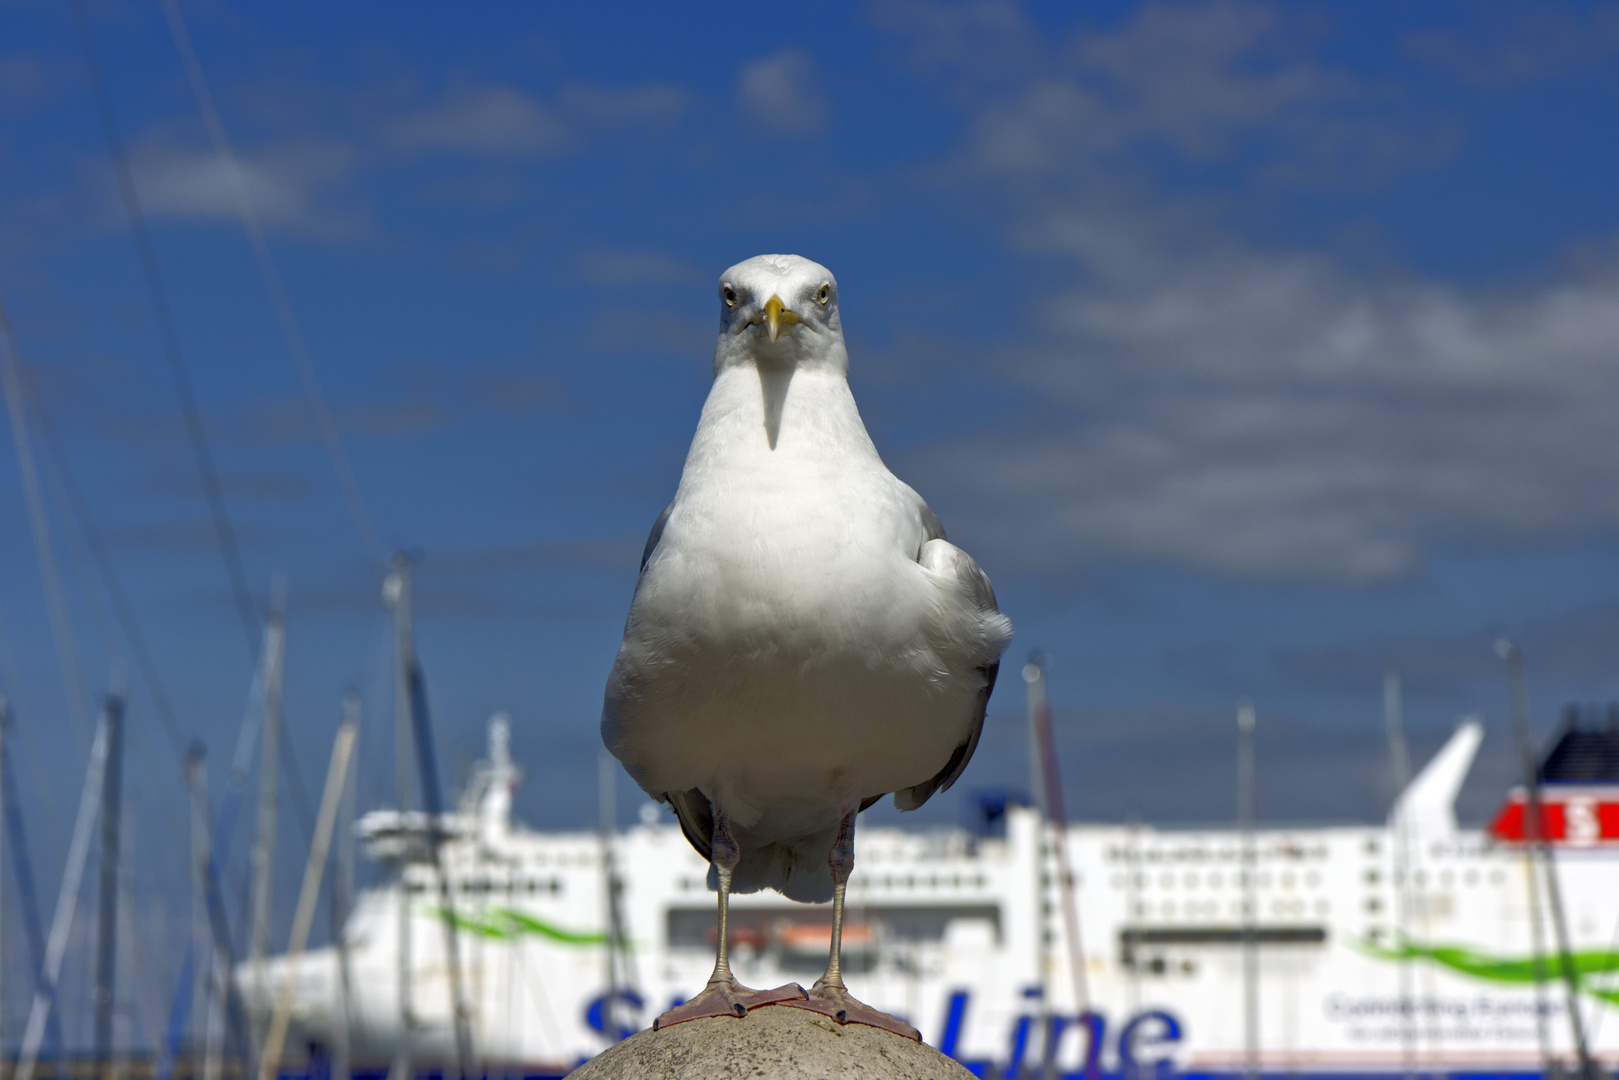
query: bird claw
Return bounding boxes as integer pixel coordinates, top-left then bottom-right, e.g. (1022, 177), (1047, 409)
(653, 981), (806, 1031)
(774, 982), (921, 1041)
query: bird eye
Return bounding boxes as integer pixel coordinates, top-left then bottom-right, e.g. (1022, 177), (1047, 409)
(722, 285), (738, 308)
(816, 284), (831, 306)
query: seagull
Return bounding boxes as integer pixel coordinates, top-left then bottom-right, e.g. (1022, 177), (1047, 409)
(602, 254), (1012, 1039)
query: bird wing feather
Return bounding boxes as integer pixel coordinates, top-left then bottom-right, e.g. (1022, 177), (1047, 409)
(894, 516), (1003, 812)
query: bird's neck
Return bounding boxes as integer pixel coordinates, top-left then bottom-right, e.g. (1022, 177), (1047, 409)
(686, 362), (881, 467)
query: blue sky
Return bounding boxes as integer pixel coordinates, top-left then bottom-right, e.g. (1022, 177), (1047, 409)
(4, 0), (1619, 1029)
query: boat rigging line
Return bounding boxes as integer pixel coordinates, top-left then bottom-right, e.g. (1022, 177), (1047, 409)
(0, 297), (93, 748)
(6, 325), (189, 755)
(66, 0), (261, 656)
(156, 0), (385, 573)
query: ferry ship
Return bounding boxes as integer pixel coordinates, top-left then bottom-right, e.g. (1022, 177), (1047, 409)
(239, 710), (1619, 1077)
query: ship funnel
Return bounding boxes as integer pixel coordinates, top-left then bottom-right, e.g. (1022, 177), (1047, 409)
(1388, 718), (1483, 837)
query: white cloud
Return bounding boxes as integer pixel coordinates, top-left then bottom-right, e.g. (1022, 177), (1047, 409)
(736, 50), (828, 134)
(909, 225), (1619, 583)
(383, 85), (570, 157)
(879, 0), (1619, 584)
(127, 139), (361, 235)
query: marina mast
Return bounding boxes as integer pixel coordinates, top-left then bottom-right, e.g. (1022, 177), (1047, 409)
(248, 608), (286, 1053)
(1383, 666), (1417, 1080)
(94, 695), (126, 1079)
(1238, 700), (1258, 1080)
(1499, 640), (1597, 1080)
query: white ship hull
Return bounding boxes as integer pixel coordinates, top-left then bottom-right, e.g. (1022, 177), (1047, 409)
(241, 721), (1619, 1077)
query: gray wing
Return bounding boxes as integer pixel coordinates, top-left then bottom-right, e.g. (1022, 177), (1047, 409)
(893, 517), (1003, 812)
(639, 502), (673, 573)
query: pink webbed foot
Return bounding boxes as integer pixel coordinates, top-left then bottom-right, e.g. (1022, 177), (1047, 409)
(775, 981), (921, 1041)
(653, 980), (805, 1031)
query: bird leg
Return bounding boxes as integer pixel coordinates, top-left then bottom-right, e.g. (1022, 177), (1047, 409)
(779, 809), (921, 1040)
(653, 802), (803, 1031)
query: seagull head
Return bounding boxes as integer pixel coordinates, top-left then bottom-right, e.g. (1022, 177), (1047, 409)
(713, 254), (846, 373)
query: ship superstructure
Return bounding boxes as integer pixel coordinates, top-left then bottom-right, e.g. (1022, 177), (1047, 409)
(240, 715), (1619, 1077)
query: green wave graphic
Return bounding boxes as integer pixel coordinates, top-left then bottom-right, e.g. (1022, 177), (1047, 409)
(1356, 937), (1619, 1007)
(425, 905), (621, 948)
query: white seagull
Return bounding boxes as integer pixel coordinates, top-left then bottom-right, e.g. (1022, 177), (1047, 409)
(602, 254), (1012, 1038)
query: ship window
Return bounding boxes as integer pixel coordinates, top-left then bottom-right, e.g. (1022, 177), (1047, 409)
(1364, 840), (1379, 855)
(1315, 900), (1329, 915)
(1364, 869), (1380, 885)
(1281, 873), (1295, 889)
(1208, 872), (1222, 889)
(551, 879), (563, 894)
(1465, 870), (1478, 885)
(1159, 873), (1174, 889)
(1365, 898), (1381, 913)
(405, 880), (427, 894)
(1184, 873), (1198, 889)
(1305, 871), (1319, 887)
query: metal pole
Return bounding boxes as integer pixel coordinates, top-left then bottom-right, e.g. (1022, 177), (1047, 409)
(1238, 700), (1259, 1080)
(1024, 657), (1094, 1080)
(598, 750), (623, 1039)
(1, 698), (64, 1060)
(185, 745), (211, 1080)
(384, 556), (414, 1080)
(1498, 641), (1595, 1080)
(249, 611), (285, 1050)
(256, 716), (358, 1080)
(0, 697), (7, 1066)
(1383, 667), (1417, 1080)
(95, 696), (125, 1075)
(17, 712), (111, 1080)
(332, 692), (360, 1080)
(407, 663), (476, 1077)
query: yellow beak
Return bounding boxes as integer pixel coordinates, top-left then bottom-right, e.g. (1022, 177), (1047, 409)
(762, 294), (800, 343)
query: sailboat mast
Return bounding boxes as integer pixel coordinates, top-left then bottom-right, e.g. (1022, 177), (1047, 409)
(249, 609), (286, 1049)
(386, 555), (415, 1080)
(1022, 657), (1093, 1078)
(94, 694), (126, 1074)
(1499, 641), (1595, 1079)
(1383, 666), (1417, 1080)
(332, 690), (360, 1080)
(1238, 700), (1258, 1080)
(184, 744), (212, 1080)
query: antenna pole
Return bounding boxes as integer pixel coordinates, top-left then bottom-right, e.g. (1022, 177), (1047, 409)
(1238, 700), (1259, 1080)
